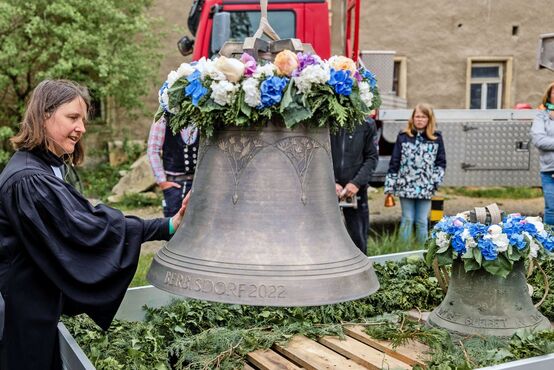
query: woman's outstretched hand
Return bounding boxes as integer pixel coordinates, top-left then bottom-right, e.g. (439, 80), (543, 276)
(171, 191), (191, 231)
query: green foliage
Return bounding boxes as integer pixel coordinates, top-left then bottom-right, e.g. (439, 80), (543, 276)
(367, 227), (423, 256)
(79, 163), (122, 200)
(64, 256), (554, 369)
(365, 315), (554, 369)
(443, 187), (543, 199)
(0, 126), (14, 168)
(111, 193), (162, 210)
(0, 0), (161, 126)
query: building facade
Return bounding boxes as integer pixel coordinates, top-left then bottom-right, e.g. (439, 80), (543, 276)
(357, 0), (554, 109)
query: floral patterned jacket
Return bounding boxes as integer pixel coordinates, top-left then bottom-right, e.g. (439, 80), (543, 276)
(384, 130), (446, 199)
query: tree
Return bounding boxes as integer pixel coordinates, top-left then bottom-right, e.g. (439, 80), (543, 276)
(0, 0), (162, 127)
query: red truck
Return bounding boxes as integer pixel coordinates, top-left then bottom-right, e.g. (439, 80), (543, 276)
(178, 0), (360, 61)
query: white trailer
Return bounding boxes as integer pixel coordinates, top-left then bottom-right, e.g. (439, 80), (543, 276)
(373, 109), (541, 187)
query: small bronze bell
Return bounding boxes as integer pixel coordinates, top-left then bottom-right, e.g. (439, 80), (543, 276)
(384, 194), (395, 207)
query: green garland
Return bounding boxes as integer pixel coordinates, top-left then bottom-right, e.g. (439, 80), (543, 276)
(63, 258), (553, 369)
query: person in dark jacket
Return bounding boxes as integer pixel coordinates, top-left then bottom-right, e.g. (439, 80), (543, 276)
(384, 103), (446, 245)
(331, 118), (379, 255)
(0, 80), (189, 370)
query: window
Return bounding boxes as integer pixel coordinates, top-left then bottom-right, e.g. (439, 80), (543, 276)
(466, 57), (513, 109)
(469, 63), (502, 109)
(392, 57), (407, 99)
(229, 11), (295, 42)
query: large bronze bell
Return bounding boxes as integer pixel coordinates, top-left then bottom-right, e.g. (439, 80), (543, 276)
(428, 259), (550, 337)
(147, 123), (380, 306)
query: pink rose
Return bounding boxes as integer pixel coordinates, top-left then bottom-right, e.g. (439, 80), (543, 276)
(240, 53), (257, 77)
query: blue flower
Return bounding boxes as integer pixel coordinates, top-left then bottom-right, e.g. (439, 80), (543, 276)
(259, 76), (288, 108)
(451, 234), (466, 255)
(468, 223), (487, 238)
(328, 68), (353, 96)
(478, 238), (498, 261)
(538, 235), (554, 252)
(185, 70), (208, 106)
(359, 67), (377, 89)
(521, 222), (537, 235)
(509, 233), (527, 250)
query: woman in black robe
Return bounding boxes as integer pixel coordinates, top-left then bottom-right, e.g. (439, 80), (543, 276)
(0, 80), (188, 369)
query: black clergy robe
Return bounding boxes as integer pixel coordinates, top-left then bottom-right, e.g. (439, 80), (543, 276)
(0, 149), (171, 370)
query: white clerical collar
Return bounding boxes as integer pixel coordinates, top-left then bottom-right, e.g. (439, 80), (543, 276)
(51, 166), (64, 180)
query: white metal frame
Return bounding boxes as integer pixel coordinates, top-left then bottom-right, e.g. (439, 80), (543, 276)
(469, 62), (503, 109)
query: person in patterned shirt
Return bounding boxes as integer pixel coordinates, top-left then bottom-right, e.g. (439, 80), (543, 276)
(147, 112), (199, 217)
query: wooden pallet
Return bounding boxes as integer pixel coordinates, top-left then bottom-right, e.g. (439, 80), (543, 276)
(244, 325), (430, 370)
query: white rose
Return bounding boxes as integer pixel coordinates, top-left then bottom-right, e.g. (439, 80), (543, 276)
(215, 56), (245, 83)
(524, 232), (540, 258)
(242, 78), (261, 107)
(210, 80), (239, 106)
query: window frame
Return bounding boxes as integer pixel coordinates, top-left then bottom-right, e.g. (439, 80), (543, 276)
(392, 56), (407, 99)
(465, 57), (513, 109)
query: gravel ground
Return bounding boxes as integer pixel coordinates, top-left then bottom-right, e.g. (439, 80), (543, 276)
(368, 188), (545, 225)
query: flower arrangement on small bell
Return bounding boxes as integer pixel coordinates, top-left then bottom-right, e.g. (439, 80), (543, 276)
(425, 211), (553, 337)
(425, 212), (554, 277)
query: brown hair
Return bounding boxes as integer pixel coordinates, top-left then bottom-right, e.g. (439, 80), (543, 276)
(541, 82), (554, 107)
(404, 103), (437, 140)
(11, 79), (91, 165)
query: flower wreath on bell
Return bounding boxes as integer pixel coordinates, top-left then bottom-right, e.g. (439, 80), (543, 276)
(155, 51), (381, 137)
(425, 213), (554, 279)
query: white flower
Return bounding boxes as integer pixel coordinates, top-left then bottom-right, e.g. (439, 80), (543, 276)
(210, 80), (239, 106)
(358, 81), (374, 107)
(166, 70), (180, 88)
(293, 64), (330, 94)
(461, 229), (477, 249)
(214, 56), (245, 83)
(158, 87), (177, 114)
(524, 231), (540, 258)
(242, 78), (261, 107)
(436, 231), (449, 249)
(484, 225), (509, 252)
(253, 63), (276, 78)
(196, 57), (225, 81)
(166, 63), (195, 88)
(176, 62), (195, 79)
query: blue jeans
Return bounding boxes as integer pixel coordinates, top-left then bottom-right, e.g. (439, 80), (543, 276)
(399, 197), (432, 245)
(541, 172), (554, 225)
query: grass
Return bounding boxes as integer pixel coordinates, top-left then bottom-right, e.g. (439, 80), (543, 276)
(442, 186), (543, 199)
(367, 228), (423, 256)
(130, 252), (155, 287)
